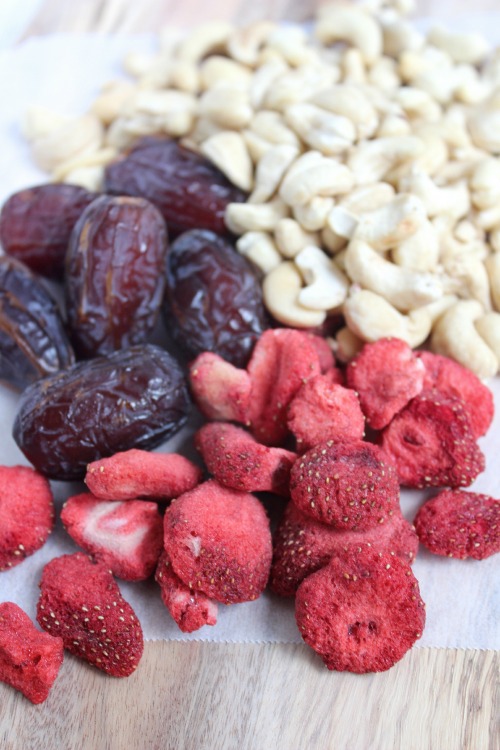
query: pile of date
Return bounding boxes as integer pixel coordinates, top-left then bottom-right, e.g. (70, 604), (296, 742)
(0, 136), (269, 480)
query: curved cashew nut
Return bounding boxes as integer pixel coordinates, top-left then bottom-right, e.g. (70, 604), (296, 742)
(400, 172), (470, 220)
(315, 5), (383, 64)
(227, 21), (276, 66)
(274, 218), (319, 259)
(284, 103), (355, 156)
(199, 84), (252, 129)
(295, 245), (349, 311)
(293, 196), (334, 232)
(248, 110), (301, 149)
(177, 21), (234, 63)
(442, 253), (492, 312)
(344, 239), (444, 311)
(201, 131), (254, 191)
(431, 300), (498, 379)
(346, 194), (426, 251)
(475, 312), (500, 366)
(309, 85), (379, 140)
(248, 144), (299, 204)
(225, 198), (289, 234)
(279, 156), (354, 207)
(470, 158), (500, 211)
(427, 25), (490, 65)
(347, 136), (424, 185)
(392, 220), (440, 272)
(262, 261), (326, 328)
(236, 231), (282, 274)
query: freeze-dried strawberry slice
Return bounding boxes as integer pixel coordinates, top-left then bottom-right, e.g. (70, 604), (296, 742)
(380, 390), (485, 489)
(346, 338), (425, 429)
(295, 545), (425, 673)
(0, 602), (64, 704)
(247, 328), (322, 445)
(290, 440), (399, 531)
(195, 422), (296, 496)
(61, 493), (163, 581)
(270, 502), (418, 596)
(414, 489), (500, 560)
(287, 376), (365, 452)
(417, 351), (494, 438)
(0, 465), (54, 571)
(85, 449), (202, 502)
(306, 333), (338, 375)
(189, 351), (252, 423)
(155, 550), (218, 633)
(37, 552), (143, 677)
(164, 479), (272, 604)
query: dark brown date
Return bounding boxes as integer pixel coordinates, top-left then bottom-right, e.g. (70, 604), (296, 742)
(103, 137), (246, 237)
(0, 256), (74, 386)
(163, 229), (268, 367)
(12, 344), (190, 480)
(66, 195), (168, 359)
(0, 183), (95, 279)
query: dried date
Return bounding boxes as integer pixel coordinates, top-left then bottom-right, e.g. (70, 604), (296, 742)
(163, 229), (268, 367)
(12, 344), (191, 480)
(0, 183), (95, 279)
(103, 137), (245, 237)
(66, 195), (168, 359)
(0, 256), (74, 387)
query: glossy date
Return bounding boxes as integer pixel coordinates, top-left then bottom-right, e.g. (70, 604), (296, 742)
(12, 344), (191, 480)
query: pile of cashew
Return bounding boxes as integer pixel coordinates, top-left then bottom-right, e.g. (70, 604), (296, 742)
(21, 0), (500, 378)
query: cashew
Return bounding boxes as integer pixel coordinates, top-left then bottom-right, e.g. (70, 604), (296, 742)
(382, 18), (424, 58)
(490, 226), (500, 254)
(266, 25), (318, 67)
(344, 239), (445, 311)
(248, 110), (301, 149)
(469, 157), (500, 210)
(62, 165), (104, 191)
(199, 84), (252, 129)
(24, 109), (104, 172)
(52, 147), (117, 182)
(200, 131), (253, 192)
(236, 232), (282, 274)
(475, 313), (500, 365)
(442, 253), (492, 311)
(468, 105), (500, 154)
(339, 183), (395, 214)
(279, 155), (354, 207)
(274, 218), (319, 259)
(485, 254), (500, 311)
(200, 56), (252, 90)
(368, 57), (401, 92)
(427, 25), (490, 65)
(263, 65), (337, 111)
(242, 130), (273, 162)
(315, 4), (383, 64)
(262, 261), (326, 328)
(333, 326), (364, 363)
(248, 144), (300, 204)
(227, 21), (276, 66)
(344, 289), (457, 348)
(225, 198), (289, 234)
(431, 300), (498, 379)
(352, 194), (426, 251)
(284, 103), (355, 156)
(295, 245), (350, 311)
(248, 59), (289, 110)
(91, 81), (137, 125)
(376, 113), (412, 138)
(309, 85), (379, 140)
(120, 89), (198, 138)
(395, 87), (442, 124)
(347, 135), (424, 185)
(293, 197), (335, 232)
(177, 21), (233, 63)
(399, 172), (469, 220)
(342, 49), (367, 86)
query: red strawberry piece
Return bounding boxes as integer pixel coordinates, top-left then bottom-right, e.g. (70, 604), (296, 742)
(37, 552), (144, 677)
(380, 390), (485, 489)
(346, 337), (425, 429)
(0, 602), (64, 704)
(195, 422), (296, 496)
(188, 351), (252, 423)
(155, 550), (218, 633)
(60, 492), (163, 581)
(290, 440), (399, 531)
(85, 449), (202, 502)
(0, 465), (54, 571)
(414, 489), (500, 560)
(295, 544), (425, 673)
(270, 502), (418, 596)
(164, 479), (272, 604)
(287, 376), (365, 452)
(417, 351), (494, 438)
(247, 328), (322, 445)
(305, 333), (337, 374)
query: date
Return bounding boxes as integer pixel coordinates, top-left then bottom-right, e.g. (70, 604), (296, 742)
(12, 344), (191, 480)
(66, 195), (168, 359)
(0, 256), (74, 386)
(0, 183), (95, 279)
(103, 136), (246, 237)
(163, 229), (268, 367)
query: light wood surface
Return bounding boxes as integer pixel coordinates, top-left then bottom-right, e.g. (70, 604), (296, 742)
(2, 2), (499, 748)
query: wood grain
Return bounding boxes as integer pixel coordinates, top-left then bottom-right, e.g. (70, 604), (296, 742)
(1, 644), (498, 750)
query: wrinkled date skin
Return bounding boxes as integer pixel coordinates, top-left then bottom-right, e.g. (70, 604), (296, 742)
(104, 137), (246, 237)
(0, 256), (74, 387)
(163, 229), (268, 367)
(66, 195), (168, 359)
(0, 183), (95, 279)
(12, 344), (191, 480)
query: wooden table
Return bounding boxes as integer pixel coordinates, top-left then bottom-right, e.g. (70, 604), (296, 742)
(1, 2), (498, 748)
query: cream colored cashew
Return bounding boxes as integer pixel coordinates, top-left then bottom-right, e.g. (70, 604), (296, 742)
(200, 132), (253, 191)
(248, 110), (301, 149)
(225, 198), (289, 234)
(309, 85), (379, 140)
(333, 326), (364, 363)
(315, 5), (383, 64)
(248, 144), (299, 204)
(431, 300), (498, 378)
(475, 313), (500, 367)
(227, 21), (276, 66)
(427, 25), (490, 65)
(399, 172), (469, 220)
(395, 87), (441, 124)
(344, 239), (444, 311)
(469, 158), (500, 210)
(490, 226), (500, 253)
(343, 289), (456, 348)
(351, 194), (426, 251)
(475, 204), (500, 231)
(177, 21), (233, 62)
(242, 130), (273, 163)
(321, 225), (348, 256)
(284, 103), (355, 156)
(347, 135), (423, 185)
(382, 18), (424, 58)
(53, 147), (117, 182)
(442, 253), (492, 311)
(266, 24), (318, 67)
(274, 218), (319, 259)
(24, 108), (104, 172)
(263, 65), (338, 111)
(295, 245), (349, 311)
(119, 89), (198, 138)
(368, 57), (401, 92)
(375, 113), (412, 138)
(279, 155), (354, 207)
(61, 165), (104, 192)
(339, 183), (395, 214)
(342, 48), (367, 85)
(248, 59), (289, 110)
(91, 81), (137, 125)
(236, 232), (282, 274)
(199, 56), (252, 90)
(485, 254), (500, 311)
(292, 197), (335, 232)
(392, 220), (440, 272)
(262, 262), (326, 327)
(468, 105), (500, 153)
(199, 84), (252, 129)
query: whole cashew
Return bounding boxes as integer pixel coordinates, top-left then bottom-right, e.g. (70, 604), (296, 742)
(279, 155), (354, 207)
(295, 245), (349, 311)
(262, 261), (326, 327)
(347, 135), (424, 185)
(248, 144), (299, 204)
(201, 131), (253, 191)
(475, 312), (500, 365)
(315, 5), (383, 64)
